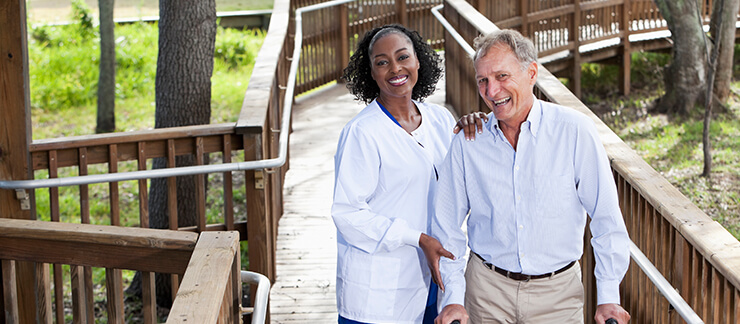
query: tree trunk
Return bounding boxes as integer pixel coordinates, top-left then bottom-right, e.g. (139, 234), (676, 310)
(96, 0), (115, 133)
(710, 0), (740, 102)
(126, 0), (216, 310)
(653, 0), (708, 115)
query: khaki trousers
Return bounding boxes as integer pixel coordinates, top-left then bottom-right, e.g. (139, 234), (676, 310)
(464, 254), (584, 324)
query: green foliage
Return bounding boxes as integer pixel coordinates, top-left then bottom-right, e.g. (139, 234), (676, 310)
(215, 27), (265, 70)
(29, 22), (263, 136)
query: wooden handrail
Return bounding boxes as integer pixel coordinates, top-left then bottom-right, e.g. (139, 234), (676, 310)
(167, 231), (241, 323)
(0, 218), (198, 274)
(0, 219), (241, 323)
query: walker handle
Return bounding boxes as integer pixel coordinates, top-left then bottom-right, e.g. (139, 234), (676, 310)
(606, 319), (618, 324)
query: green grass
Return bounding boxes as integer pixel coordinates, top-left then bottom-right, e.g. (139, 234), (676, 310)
(580, 50), (740, 240)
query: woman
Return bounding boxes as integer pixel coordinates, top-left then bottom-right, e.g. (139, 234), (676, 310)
(332, 24), (458, 324)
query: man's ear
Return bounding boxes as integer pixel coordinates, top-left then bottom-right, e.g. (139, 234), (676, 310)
(528, 61), (538, 83)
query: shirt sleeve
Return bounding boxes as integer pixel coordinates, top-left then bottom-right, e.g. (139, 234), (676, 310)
(574, 119), (631, 305)
(331, 123), (422, 254)
(432, 135), (470, 308)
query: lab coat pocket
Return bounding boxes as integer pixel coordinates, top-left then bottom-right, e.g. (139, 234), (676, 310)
(368, 255), (401, 316)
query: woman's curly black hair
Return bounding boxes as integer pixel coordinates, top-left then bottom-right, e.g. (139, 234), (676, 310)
(342, 24), (443, 104)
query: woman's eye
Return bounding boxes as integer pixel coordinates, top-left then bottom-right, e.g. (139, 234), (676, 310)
(376, 60), (388, 66)
(399, 54), (409, 61)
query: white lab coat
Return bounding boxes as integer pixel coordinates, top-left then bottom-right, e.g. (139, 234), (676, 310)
(332, 99), (455, 323)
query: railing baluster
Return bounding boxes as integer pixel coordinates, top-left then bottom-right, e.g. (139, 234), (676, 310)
(138, 142), (149, 228)
(78, 147), (95, 323)
(223, 135), (234, 230)
(167, 139), (180, 300)
(2, 260), (19, 322)
(196, 137), (207, 232)
(48, 150), (65, 323)
(109, 144), (120, 226)
(105, 268), (124, 324)
(143, 271), (156, 324)
(71, 265), (86, 324)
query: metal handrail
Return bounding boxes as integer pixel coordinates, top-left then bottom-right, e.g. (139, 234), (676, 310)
(431, 4), (704, 323)
(241, 270), (271, 324)
(628, 241), (704, 323)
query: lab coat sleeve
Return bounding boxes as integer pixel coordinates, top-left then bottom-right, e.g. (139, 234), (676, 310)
(332, 123), (422, 254)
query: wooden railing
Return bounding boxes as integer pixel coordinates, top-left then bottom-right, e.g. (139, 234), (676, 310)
(0, 218), (241, 323)
(441, 0), (740, 323)
(0, 0), (294, 322)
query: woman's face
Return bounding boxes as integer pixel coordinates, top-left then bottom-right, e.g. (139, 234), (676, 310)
(369, 32), (420, 100)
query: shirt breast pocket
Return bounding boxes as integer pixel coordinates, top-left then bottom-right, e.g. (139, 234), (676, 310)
(533, 173), (576, 219)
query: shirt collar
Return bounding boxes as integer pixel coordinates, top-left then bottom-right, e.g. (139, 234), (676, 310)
(489, 95), (542, 141)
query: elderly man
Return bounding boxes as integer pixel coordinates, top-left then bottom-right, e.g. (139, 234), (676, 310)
(426, 29), (631, 324)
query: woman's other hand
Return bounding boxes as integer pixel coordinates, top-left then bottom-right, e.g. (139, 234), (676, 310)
(419, 233), (454, 291)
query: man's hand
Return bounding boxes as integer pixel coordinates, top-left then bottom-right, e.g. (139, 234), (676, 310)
(419, 233), (454, 291)
(594, 303), (630, 324)
(452, 112), (489, 141)
(434, 304), (469, 324)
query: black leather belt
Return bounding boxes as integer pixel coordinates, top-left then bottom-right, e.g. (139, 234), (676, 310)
(473, 252), (575, 282)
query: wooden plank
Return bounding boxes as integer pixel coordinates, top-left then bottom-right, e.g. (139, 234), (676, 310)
(138, 142), (149, 228)
(35, 263), (52, 323)
(105, 268), (125, 324)
(196, 137), (207, 232)
(142, 271), (156, 324)
(53, 264), (64, 323)
(2, 260), (19, 323)
(71, 265), (87, 324)
(244, 133), (275, 282)
(0, 218), (197, 274)
(223, 135), (234, 230)
(166, 231), (240, 323)
(109, 144), (121, 226)
(0, 2), (38, 322)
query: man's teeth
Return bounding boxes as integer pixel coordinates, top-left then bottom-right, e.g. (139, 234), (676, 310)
(494, 97), (510, 105)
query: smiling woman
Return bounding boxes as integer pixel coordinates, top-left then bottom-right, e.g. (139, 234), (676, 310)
(332, 24), (455, 324)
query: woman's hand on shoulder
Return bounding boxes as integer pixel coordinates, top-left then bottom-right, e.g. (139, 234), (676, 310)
(452, 112), (489, 141)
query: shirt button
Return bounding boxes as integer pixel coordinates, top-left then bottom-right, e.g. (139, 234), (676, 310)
(519, 225), (524, 229)
(515, 165), (519, 171)
(517, 195), (521, 201)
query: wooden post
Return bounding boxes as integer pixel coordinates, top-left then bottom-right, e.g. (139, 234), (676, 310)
(572, 0), (582, 98)
(339, 4), (349, 83)
(619, 0), (632, 95)
(396, 0), (408, 27)
(520, 0), (528, 36)
(244, 133), (275, 282)
(0, 1), (45, 323)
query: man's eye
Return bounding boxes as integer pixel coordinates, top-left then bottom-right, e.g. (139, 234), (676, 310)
(477, 78), (487, 85)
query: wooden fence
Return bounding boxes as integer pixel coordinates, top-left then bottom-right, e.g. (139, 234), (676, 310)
(441, 0), (740, 323)
(0, 0), (293, 321)
(0, 218), (241, 323)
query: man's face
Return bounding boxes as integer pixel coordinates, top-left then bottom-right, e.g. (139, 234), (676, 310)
(474, 43), (537, 127)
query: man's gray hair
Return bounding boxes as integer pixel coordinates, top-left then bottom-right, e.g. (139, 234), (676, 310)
(472, 29), (537, 70)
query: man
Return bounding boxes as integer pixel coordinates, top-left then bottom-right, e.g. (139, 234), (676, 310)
(425, 29), (631, 324)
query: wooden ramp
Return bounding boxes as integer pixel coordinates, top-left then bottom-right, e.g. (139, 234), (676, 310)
(270, 81), (448, 323)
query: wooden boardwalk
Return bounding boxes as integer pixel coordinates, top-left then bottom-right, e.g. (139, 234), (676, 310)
(270, 81), (448, 323)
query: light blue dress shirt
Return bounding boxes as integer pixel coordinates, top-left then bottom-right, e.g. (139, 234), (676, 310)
(432, 96), (630, 309)
(333, 100), (455, 323)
